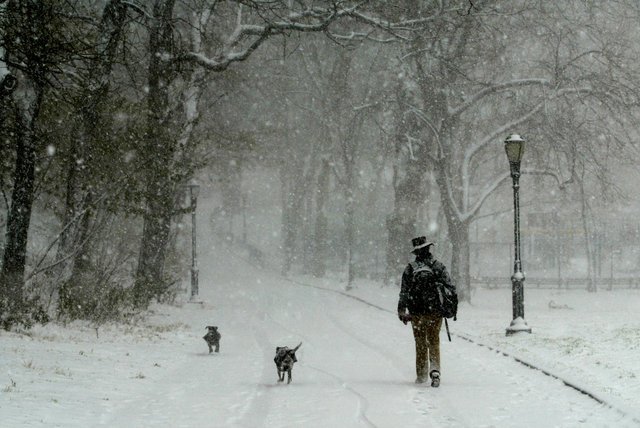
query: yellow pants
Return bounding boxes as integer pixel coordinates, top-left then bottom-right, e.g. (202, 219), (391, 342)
(411, 312), (443, 379)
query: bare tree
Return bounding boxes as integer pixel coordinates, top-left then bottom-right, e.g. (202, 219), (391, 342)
(386, 0), (640, 301)
(1, 0), (89, 324)
(54, 1), (131, 314)
(132, 1), (442, 303)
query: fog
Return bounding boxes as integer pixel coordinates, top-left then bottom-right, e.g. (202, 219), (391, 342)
(2, 3), (640, 426)
(1, 0), (640, 402)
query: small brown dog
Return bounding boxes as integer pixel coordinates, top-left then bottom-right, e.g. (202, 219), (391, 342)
(203, 326), (221, 353)
(274, 342), (301, 384)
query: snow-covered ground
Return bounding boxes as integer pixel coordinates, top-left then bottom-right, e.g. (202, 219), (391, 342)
(3, 247), (639, 427)
(2, 200), (640, 427)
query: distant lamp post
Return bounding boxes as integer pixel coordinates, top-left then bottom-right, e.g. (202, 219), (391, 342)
(186, 180), (200, 302)
(504, 134), (532, 335)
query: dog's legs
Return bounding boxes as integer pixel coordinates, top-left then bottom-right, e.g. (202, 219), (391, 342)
(277, 369), (283, 382)
(207, 343), (213, 354)
(215, 343), (219, 353)
(287, 369), (292, 384)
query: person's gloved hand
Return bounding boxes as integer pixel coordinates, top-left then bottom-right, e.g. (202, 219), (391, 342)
(398, 312), (411, 325)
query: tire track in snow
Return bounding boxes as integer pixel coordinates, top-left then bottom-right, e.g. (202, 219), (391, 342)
(304, 364), (377, 428)
(325, 311), (467, 427)
(256, 290), (378, 427)
(225, 251), (462, 426)
(228, 322), (273, 428)
(233, 275), (374, 427)
(225, 249), (471, 425)
(229, 291), (292, 427)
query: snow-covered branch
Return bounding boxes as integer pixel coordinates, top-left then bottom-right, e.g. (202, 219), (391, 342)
(458, 82), (597, 211)
(182, 3), (451, 72)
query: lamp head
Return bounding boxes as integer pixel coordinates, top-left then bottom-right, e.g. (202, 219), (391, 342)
(188, 180), (200, 198)
(504, 134), (525, 164)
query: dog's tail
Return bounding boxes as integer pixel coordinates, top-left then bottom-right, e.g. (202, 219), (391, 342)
(293, 342), (302, 351)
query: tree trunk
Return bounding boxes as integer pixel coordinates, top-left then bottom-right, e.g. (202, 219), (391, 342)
(301, 158), (319, 274)
(447, 218), (471, 302)
(279, 161), (305, 276)
(434, 161), (472, 302)
(579, 179), (597, 292)
(384, 162), (426, 284)
(312, 160), (330, 277)
(344, 158), (356, 289)
(1, 79), (42, 309)
(133, 0), (178, 306)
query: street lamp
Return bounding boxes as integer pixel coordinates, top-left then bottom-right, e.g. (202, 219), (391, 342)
(504, 134), (532, 335)
(186, 180), (200, 302)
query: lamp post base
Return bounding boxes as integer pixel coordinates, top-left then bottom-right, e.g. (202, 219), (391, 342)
(188, 295), (204, 304)
(506, 316), (532, 336)
(188, 267), (201, 304)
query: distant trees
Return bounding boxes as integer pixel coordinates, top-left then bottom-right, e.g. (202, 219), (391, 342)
(130, 0), (422, 305)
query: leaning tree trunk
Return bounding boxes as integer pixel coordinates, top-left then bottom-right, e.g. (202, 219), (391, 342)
(1, 78), (42, 311)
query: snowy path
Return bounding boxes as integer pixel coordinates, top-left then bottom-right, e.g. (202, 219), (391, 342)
(89, 250), (632, 428)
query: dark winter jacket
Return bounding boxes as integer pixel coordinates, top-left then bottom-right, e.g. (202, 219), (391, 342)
(397, 253), (454, 315)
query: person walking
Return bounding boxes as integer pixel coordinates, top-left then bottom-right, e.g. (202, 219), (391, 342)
(397, 236), (455, 387)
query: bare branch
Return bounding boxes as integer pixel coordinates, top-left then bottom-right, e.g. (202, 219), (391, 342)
(461, 102), (544, 204)
(522, 168), (573, 190)
(121, 0), (151, 20)
(462, 171), (510, 223)
(450, 78), (551, 117)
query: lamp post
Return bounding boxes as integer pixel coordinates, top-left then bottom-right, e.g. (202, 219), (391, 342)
(504, 134), (532, 335)
(186, 180), (200, 301)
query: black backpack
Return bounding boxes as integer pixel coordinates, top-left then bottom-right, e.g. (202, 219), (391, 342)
(410, 260), (458, 320)
(437, 281), (458, 320)
(409, 261), (441, 313)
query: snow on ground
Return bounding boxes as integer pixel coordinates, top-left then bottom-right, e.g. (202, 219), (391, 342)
(2, 244), (639, 427)
(2, 201), (640, 427)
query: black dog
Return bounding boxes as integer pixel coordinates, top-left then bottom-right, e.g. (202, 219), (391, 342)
(274, 342), (301, 384)
(203, 326), (221, 353)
